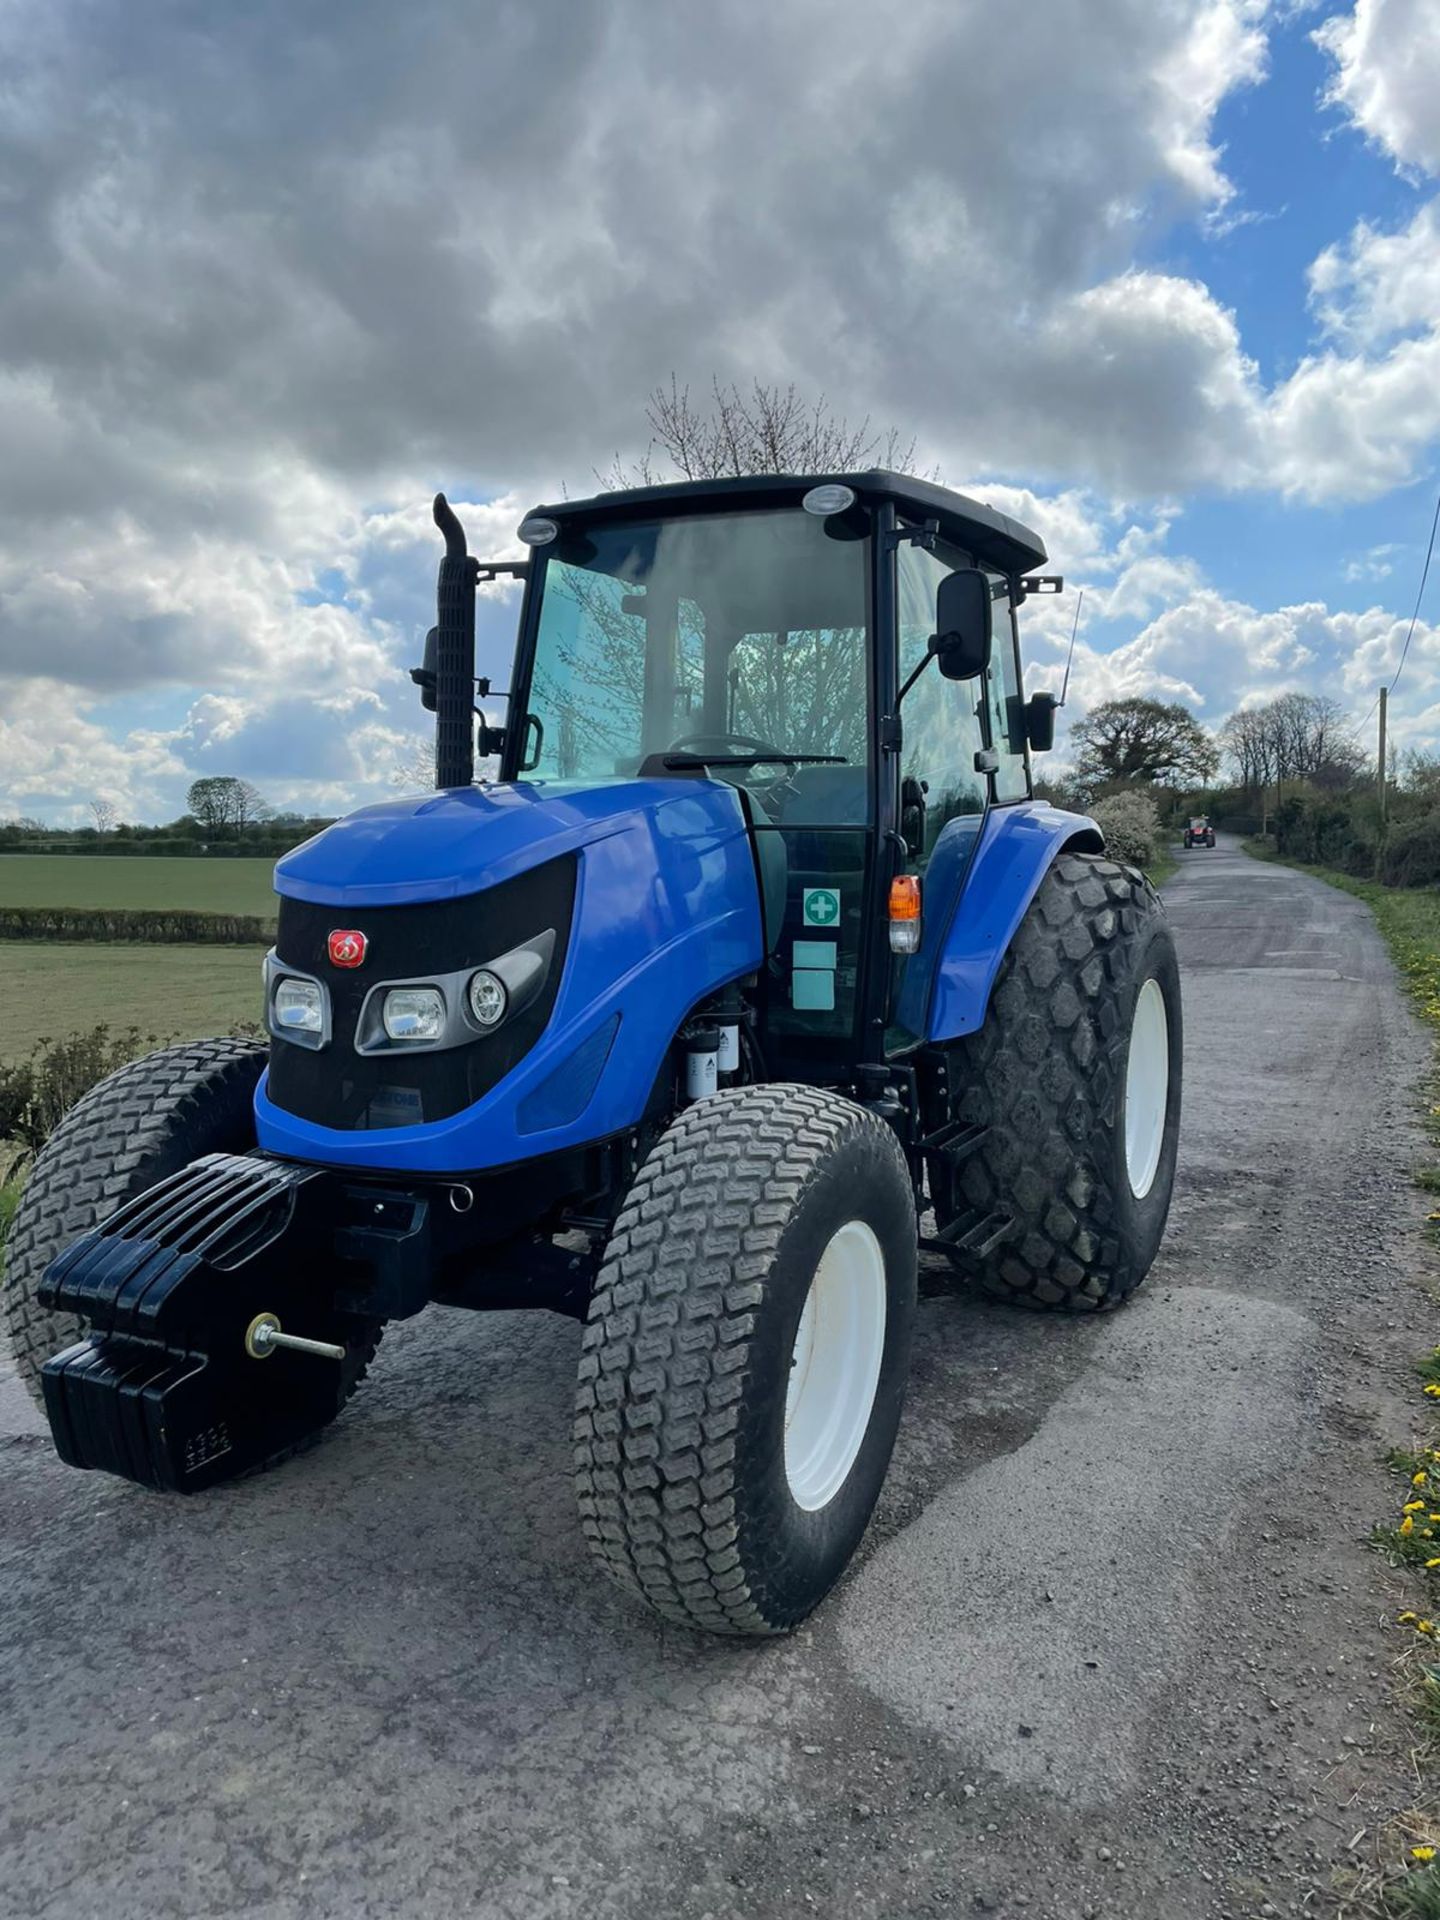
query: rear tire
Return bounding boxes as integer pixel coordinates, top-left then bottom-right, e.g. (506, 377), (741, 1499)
(574, 1084), (918, 1635)
(934, 853), (1181, 1311)
(3, 1039), (380, 1424)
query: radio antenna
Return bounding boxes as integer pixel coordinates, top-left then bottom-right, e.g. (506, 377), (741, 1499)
(1058, 588), (1083, 708)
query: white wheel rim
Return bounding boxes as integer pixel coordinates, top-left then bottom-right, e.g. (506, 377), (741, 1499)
(783, 1219), (887, 1512)
(1124, 976), (1169, 1200)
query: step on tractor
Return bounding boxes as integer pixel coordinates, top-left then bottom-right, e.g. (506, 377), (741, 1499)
(4, 471), (1182, 1636)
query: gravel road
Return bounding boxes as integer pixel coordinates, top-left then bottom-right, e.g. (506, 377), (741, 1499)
(2, 836), (1436, 1919)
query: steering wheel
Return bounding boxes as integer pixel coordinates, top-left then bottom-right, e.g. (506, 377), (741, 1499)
(666, 731), (798, 812)
(668, 731), (791, 761)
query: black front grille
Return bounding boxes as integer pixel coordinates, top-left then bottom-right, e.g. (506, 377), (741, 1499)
(267, 855), (576, 1130)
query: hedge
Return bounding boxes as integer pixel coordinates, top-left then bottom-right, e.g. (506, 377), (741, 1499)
(0, 906), (273, 945)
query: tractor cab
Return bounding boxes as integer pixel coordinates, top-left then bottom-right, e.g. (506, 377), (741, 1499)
(487, 472), (1062, 1072)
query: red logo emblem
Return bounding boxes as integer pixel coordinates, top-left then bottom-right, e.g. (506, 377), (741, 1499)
(327, 929), (367, 968)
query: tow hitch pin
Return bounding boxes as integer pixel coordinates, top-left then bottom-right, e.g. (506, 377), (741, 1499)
(245, 1313), (346, 1363)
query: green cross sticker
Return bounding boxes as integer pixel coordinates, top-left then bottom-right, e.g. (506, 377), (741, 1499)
(803, 887), (841, 928)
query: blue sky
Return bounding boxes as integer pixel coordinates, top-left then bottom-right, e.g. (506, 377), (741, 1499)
(2, 0), (1439, 821)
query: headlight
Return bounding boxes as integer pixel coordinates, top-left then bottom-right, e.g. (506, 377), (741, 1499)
(382, 987), (445, 1041)
(467, 969), (508, 1029)
(274, 977), (323, 1034)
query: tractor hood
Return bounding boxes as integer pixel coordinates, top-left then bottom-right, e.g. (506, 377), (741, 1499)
(274, 777), (747, 908)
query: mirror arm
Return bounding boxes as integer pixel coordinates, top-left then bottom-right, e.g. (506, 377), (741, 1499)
(896, 649), (936, 706)
(884, 518), (941, 556)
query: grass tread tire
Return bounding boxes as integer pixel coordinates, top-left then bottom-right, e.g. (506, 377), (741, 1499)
(574, 1082), (917, 1637)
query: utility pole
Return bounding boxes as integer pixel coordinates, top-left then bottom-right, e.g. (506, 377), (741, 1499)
(1377, 686), (1388, 824)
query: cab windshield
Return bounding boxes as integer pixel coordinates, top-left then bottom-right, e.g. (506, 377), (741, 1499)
(519, 508), (870, 825)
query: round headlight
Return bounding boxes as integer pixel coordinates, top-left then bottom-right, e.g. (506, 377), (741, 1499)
(801, 484), (856, 517)
(517, 516), (559, 546)
(467, 970), (508, 1029)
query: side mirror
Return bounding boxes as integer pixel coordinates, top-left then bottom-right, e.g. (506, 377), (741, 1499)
(932, 569), (993, 681)
(1024, 690), (1059, 752)
(410, 627), (439, 713)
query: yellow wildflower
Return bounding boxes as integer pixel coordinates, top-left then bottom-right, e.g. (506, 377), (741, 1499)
(1413, 1846), (1437, 1863)
(1400, 1611), (1418, 1623)
(1419, 1620), (1435, 1635)
(1427, 1558), (1440, 1568)
(1405, 1500), (1425, 1512)
(1425, 1385), (1440, 1398)
(1402, 1516), (1416, 1535)
(1416, 1472), (1429, 1487)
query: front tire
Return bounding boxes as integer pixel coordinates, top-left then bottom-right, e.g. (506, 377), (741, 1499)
(934, 853), (1182, 1311)
(574, 1085), (918, 1636)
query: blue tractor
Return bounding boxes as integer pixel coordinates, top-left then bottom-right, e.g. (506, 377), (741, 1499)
(4, 472), (1182, 1635)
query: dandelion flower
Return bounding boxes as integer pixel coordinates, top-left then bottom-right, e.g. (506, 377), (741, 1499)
(1427, 1558), (1440, 1568)
(1416, 1472), (1429, 1487)
(1402, 1516), (1416, 1535)
(1413, 1846), (1437, 1863)
(1425, 1385), (1440, 1398)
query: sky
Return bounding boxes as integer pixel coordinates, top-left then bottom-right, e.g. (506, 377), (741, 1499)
(2, 0), (1440, 822)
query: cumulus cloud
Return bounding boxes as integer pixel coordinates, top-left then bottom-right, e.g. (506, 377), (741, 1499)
(0, 676), (187, 819)
(1315, 0), (1440, 176)
(2, 0), (1439, 816)
(1056, 590), (1439, 764)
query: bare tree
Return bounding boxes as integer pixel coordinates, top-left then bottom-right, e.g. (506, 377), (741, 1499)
(88, 799), (118, 834)
(388, 739), (437, 792)
(1220, 694), (1365, 794)
(389, 727), (500, 792)
(603, 377), (927, 488)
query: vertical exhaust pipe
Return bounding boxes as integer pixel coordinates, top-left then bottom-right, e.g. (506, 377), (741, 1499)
(433, 493), (478, 790)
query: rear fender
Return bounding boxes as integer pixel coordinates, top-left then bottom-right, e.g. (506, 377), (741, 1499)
(924, 802), (1103, 1043)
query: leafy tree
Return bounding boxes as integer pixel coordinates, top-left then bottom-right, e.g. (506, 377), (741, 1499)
(186, 778), (228, 833)
(1071, 698), (1218, 789)
(186, 776), (270, 836)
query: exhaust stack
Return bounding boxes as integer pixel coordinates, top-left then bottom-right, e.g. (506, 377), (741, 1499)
(432, 493), (478, 790)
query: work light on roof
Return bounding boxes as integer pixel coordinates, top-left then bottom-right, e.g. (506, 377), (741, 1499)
(517, 516), (559, 546)
(800, 484), (856, 517)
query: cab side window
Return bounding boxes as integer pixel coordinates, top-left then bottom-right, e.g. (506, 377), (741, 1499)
(896, 540), (989, 868)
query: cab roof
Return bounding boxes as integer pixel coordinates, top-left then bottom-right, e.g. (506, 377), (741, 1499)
(526, 470), (1048, 577)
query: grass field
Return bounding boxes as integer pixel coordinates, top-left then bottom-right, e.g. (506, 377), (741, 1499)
(0, 944), (262, 1062)
(0, 854), (280, 917)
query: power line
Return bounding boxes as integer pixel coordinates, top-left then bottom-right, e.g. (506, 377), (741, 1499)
(1389, 486), (1440, 698)
(1355, 484), (1440, 735)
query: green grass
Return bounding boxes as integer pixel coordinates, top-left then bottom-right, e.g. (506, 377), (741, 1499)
(1147, 850), (1178, 889)
(0, 854), (279, 918)
(0, 944), (262, 1063)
